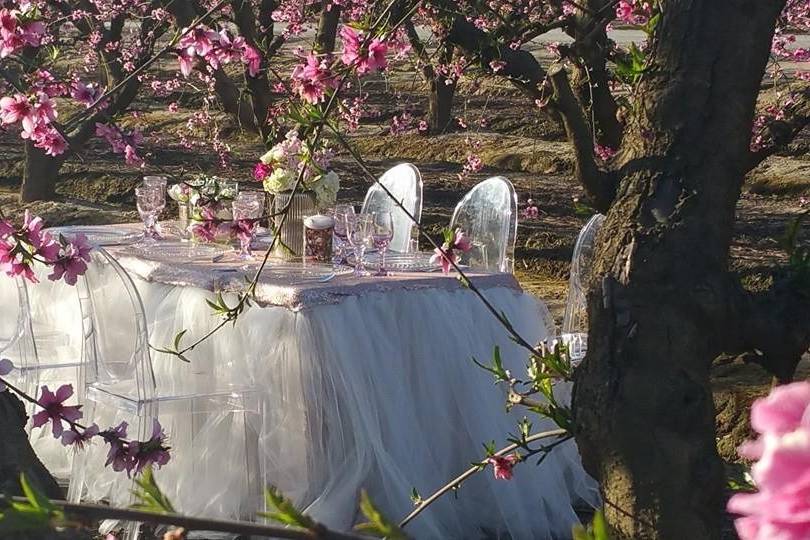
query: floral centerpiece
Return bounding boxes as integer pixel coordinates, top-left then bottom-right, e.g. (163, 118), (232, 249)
(253, 130), (340, 258)
(253, 130), (339, 207)
(168, 174), (238, 243)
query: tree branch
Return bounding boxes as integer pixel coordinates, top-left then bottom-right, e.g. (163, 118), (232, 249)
(548, 64), (617, 212)
(746, 84), (810, 172)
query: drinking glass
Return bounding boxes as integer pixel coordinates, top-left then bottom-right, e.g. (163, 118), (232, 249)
(232, 191), (265, 259)
(143, 175), (167, 192)
(346, 213), (371, 277)
(135, 185), (165, 241)
(370, 211), (394, 276)
(332, 204), (355, 267)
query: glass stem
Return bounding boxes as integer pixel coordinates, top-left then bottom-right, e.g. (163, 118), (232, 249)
(379, 247), (387, 275)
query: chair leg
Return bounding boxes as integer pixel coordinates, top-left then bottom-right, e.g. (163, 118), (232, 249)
(66, 397), (97, 504)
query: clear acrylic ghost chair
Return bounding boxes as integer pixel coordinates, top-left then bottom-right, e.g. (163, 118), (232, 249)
(361, 163), (423, 253)
(69, 248), (262, 539)
(561, 213), (605, 364)
(0, 272), (83, 482)
(449, 176), (518, 272)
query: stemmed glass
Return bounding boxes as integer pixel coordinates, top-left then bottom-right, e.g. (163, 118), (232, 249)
(370, 211), (394, 276)
(346, 213), (372, 277)
(135, 185), (165, 241)
(143, 175), (167, 192)
(232, 191), (265, 260)
(332, 204), (356, 268)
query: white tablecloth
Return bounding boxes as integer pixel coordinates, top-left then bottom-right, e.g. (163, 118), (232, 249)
(44, 236), (598, 538)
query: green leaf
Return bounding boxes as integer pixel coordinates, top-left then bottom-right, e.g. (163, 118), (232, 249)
(409, 488), (422, 505)
(131, 466), (176, 514)
(354, 490), (407, 539)
(0, 475), (59, 534)
(173, 330), (187, 351)
(573, 510), (611, 540)
(260, 486), (316, 530)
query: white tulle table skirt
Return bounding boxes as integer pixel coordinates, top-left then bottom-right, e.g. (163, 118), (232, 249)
(57, 267), (598, 538)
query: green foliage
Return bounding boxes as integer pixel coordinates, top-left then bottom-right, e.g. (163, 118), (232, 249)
(472, 346), (510, 384)
(355, 490), (407, 539)
(131, 466), (176, 514)
(0, 474), (61, 535)
(260, 486), (317, 529)
(573, 511), (611, 540)
(612, 43), (649, 84)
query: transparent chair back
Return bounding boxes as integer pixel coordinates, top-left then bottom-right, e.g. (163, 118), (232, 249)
(561, 214), (605, 362)
(450, 176), (518, 272)
(0, 271), (83, 479)
(361, 163), (423, 253)
(77, 248), (155, 404)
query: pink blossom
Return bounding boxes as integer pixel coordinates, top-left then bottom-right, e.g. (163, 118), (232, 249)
(340, 26), (387, 74)
(71, 81), (100, 106)
(241, 44), (261, 77)
(179, 26), (218, 57)
(253, 162), (272, 181)
(61, 423), (99, 449)
(291, 52), (335, 104)
(0, 94), (32, 125)
(176, 48), (195, 77)
(487, 454), (520, 480)
(728, 382), (810, 539)
(430, 247), (457, 274)
(31, 384), (83, 438)
(453, 229), (472, 252)
(102, 421), (131, 473)
(128, 419), (171, 475)
(48, 234), (92, 285)
(489, 59), (506, 73)
(594, 144), (617, 161)
(0, 358), (13, 392)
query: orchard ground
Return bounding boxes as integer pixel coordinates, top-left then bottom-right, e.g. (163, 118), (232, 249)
(0, 27), (807, 510)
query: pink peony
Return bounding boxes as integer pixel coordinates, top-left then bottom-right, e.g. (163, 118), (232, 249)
(31, 384), (83, 438)
(487, 454), (520, 480)
(728, 382), (810, 540)
(253, 161), (272, 181)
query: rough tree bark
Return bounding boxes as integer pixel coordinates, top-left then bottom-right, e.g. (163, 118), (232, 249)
(565, 1), (805, 538)
(405, 22), (456, 133)
(0, 392), (61, 498)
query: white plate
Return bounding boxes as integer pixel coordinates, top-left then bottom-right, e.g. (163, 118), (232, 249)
(124, 241), (229, 262)
(48, 225), (142, 246)
(253, 262), (353, 281)
(351, 251), (437, 272)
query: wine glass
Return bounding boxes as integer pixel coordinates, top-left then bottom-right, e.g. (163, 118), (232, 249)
(143, 175), (167, 192)
(370, 211), (394, 276)
(346, 213), (371, 277)
(135, 185), (165, 241)
(232, 191), (265, 260)
(332, 204), (355, 267)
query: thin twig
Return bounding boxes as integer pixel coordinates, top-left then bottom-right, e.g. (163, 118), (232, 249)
(6, 497), (366, 540)
(399, 429), (569, 528)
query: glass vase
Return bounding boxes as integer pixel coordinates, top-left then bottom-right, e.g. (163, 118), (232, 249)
(272, 190), (317, 260)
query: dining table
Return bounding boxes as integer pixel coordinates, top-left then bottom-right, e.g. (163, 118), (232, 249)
(33, 223), (598, 539)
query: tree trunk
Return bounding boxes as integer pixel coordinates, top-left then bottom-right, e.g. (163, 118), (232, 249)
(570, 0), (786, 538)
(0, 392), (61, 498)
(315, 2), (341, 53)
(428, 77), (456, 133)
(21, 141), (64, 202)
